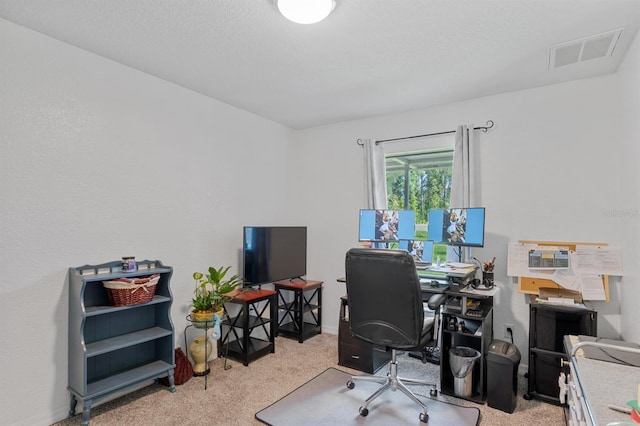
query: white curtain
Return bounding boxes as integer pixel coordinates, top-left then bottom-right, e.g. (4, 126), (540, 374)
(449, 124), (477, 262)
(450, 124), (476, 208)
(363, 139), (387, 209)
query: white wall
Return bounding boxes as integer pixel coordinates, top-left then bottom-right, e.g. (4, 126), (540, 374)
(0, 19), (297, 425)
(296, 39), (639, 361)
(616, 25), (640, 344)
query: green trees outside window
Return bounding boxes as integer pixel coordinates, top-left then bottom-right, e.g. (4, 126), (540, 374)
(386, 149), (453, 258)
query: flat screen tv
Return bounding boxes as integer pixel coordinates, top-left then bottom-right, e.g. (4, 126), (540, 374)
(358, 209), (415, 242)
(426, 207), (485, 247)
(242, 226), (307, 286)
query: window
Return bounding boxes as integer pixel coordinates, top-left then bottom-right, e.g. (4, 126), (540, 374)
(386, 149), (453, 258)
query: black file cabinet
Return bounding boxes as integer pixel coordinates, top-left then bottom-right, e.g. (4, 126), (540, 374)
(338, 296), (391, 373)
(523, 298), (597, 405)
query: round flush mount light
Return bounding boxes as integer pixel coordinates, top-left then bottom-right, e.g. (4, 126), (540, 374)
(277, 0), (336, 24)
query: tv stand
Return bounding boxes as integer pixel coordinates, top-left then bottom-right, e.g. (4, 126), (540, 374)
(219, 288), (277, 366)
(274, 279), (323, 343)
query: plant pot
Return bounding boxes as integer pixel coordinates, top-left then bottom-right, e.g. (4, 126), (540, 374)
(191, 308), (224, 329)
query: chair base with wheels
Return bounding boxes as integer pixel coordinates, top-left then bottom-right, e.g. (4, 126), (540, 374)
(346, 348), (438, 423)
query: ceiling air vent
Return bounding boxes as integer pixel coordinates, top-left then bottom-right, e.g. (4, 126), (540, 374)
(549, 28), (623, 69)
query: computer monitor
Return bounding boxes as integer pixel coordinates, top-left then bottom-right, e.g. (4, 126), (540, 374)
(426, 207), (485, 247)
(406, 240), (434, 263)
(242, 226), (307, 286)
(358, 209), (416, 242)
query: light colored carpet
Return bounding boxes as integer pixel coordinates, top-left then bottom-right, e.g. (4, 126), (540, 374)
(256, 367), (480, 425)
(52, 334), (566, 425)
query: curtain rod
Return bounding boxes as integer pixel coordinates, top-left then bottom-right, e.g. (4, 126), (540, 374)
(356, 120), (494, 146)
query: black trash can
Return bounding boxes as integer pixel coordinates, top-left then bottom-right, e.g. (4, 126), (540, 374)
(487, 339), (521, 413)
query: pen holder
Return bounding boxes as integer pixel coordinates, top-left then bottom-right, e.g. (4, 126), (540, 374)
(482, 271), (494, 288)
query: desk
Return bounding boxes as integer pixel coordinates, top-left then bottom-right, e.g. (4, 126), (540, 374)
(337, 267), (492, 391)
(439, 286), (494, 403)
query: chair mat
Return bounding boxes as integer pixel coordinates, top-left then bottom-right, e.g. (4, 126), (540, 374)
(256, 367), (480, 426)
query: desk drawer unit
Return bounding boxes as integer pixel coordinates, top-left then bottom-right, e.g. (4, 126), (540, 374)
(338, 296), (391, 373)
(339, 322), (390, 373)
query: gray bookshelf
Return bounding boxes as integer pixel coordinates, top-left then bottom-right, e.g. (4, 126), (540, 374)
(68, 260), (176, 426)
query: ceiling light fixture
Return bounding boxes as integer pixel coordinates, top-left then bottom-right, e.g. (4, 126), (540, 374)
(277, 0), (336, 24)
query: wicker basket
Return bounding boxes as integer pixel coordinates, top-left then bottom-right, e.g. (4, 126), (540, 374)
(103, 274), (160, 306)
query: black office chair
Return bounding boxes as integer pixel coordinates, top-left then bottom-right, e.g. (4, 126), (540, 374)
(344, 248), (438, 424)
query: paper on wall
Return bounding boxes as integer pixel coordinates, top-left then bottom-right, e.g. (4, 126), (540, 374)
(507, 242), (560, 279)
(507, 242), (536, 276)
(574, 275), (607, 300)
(574, 245), (623, 276)
(552, 262), (607, 300)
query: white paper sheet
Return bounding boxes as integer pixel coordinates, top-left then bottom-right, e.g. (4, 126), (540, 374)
(550, 264), (606, 300)
(573, 274), (607, 300)
(574, 245), (624, 276)
(507, 242), (537, 276)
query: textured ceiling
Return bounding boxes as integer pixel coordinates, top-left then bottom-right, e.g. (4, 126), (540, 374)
(1, 0), (639, 129)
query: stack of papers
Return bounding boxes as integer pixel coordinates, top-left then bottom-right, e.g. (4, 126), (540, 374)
(448, 262), (476, 268)
(429, 263), (476, 276)
(534, 297), (587, 309)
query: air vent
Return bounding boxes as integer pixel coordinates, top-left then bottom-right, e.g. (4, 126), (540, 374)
(549, 28), (623, 69)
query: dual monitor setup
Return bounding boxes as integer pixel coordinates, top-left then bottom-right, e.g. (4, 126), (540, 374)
(358, 207), (486, 264)
(241, 207), (485, 286)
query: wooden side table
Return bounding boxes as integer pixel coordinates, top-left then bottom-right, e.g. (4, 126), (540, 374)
(219, 288), (277, 366)
(274, 279), (323, 343)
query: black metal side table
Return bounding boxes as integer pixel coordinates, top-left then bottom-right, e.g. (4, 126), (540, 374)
(219, 288), (277, 366)
(274, 279), (323, 343)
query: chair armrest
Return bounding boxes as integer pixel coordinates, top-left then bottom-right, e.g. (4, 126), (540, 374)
(427, 293), (447, 311)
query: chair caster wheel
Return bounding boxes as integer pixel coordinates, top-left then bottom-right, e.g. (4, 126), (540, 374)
(346, 380), (355, 389)
(430, 388), (438, 397)
(420, 412), (429, 423)
(359, 406), (369, 417)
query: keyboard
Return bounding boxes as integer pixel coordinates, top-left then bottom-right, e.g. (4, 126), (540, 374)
(420, 279), (449, 292)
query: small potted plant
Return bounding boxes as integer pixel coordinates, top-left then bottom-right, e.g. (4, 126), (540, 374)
(190, 265), (242, 329)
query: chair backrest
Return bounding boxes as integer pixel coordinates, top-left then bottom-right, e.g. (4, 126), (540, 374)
(345, 248), (424, 349)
